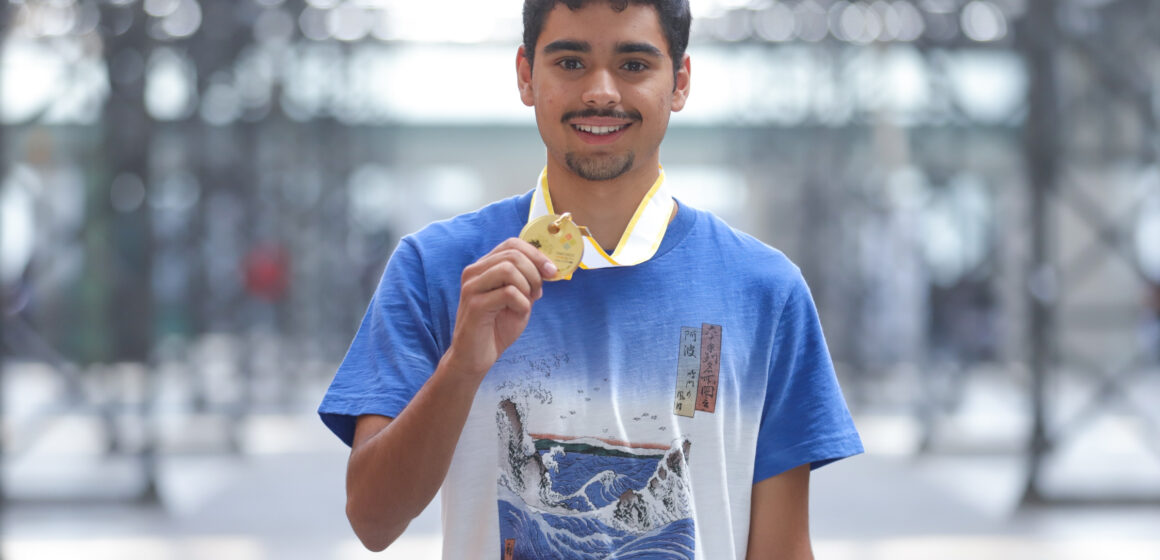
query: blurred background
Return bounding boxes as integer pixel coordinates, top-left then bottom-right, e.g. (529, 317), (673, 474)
(1, 0), (1159, 558)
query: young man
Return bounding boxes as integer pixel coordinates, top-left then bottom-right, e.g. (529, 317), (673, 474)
(319, 1), (862, 558)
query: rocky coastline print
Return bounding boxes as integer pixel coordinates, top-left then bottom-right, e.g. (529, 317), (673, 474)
(496, 398), (695, 559)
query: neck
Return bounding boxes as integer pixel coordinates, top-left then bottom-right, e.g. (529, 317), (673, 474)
(544, 159), (660, 251)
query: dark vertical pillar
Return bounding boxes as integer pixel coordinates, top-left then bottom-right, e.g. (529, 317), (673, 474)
(1018, 0), (1061, 506)
(99, 1), (157, 501)
(0, 1), (9, 553)
(186, 2), (256, 444)
(103, 0), (153, 363)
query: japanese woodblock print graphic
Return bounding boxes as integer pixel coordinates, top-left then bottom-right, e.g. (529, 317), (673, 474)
(495, 383), (695, 560)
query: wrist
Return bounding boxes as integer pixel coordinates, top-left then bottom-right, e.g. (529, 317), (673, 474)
(438, 346), (491, 382)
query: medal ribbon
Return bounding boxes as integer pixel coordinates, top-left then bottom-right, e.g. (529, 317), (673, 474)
(528, 167), (675, 270)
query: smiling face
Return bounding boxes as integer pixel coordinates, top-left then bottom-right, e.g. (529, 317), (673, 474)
(517, 2), (690, 183)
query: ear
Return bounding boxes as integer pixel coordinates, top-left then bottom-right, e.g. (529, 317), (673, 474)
(517, 45), (535, 107)
(670, 53), (691, 112)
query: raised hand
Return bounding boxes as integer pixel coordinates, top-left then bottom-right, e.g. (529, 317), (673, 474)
(443, 238), (559, 379)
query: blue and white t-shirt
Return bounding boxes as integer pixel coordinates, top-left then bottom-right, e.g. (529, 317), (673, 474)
(320, 190), (863, 560)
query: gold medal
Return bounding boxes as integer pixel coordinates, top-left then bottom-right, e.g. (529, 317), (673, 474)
(528, 167), (674, 272)
(519, 212), (587, 281)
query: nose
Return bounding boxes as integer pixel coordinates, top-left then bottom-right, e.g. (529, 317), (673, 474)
(581, 68), (620, 107)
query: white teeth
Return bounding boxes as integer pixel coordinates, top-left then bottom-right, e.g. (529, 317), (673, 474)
(574, 124), (627, 135)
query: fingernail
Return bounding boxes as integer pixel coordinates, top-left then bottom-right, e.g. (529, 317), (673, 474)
(542, 261), (558, 278)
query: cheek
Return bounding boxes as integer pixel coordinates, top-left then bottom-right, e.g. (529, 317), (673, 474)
(533, 102), (556, 128)
(636, 84), (672, 113)
(648, 93), (673, 122)
(533, 88), (562, 116)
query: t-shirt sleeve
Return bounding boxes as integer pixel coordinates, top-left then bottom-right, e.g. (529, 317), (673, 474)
(753, 274), (863, 483)
(318, 237), (443, 447)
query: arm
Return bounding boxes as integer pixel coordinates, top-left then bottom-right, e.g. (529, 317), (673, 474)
(345, 239), (558, 551)
(746, 463), (813, 560)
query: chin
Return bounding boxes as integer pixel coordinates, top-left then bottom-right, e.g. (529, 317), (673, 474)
(566, 154), (635, 182)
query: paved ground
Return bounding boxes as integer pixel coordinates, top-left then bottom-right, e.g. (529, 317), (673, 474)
(4, 364), (1160, 559)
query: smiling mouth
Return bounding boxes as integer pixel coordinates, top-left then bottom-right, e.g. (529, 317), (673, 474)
(572, 123), (630, 135)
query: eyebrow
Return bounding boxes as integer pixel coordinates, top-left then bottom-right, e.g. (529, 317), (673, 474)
(615, 42), (664, 58)
(543, 40), (589, 54)
(541, 40), (664, 58)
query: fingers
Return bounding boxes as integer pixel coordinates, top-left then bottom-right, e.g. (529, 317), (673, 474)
(493, 238), (558, 280)
(472, 284), (533, 318)
(463, 258), (537, 301)
(462, 238), (559, 300)
(448, 239), (550, 377)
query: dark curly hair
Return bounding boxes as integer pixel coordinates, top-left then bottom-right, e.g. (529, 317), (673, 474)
(522, 0), (692, 82)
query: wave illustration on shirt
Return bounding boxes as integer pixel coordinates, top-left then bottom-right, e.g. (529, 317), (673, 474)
(496, 397), (695, 560)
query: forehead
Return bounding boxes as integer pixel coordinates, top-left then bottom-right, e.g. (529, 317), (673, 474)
(537, 2), (667, 54)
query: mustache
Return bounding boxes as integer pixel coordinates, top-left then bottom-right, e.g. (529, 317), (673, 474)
(561, 108), (642, 123)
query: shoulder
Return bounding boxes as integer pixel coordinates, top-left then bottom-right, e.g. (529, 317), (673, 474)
(679, 204), (805, 295)
(398, 192), (530, 268)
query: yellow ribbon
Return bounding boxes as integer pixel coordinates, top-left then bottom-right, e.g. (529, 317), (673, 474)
(527, 167), (675, 270)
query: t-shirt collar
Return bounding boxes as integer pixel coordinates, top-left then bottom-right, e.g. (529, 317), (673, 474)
(528, 167), (675, 270)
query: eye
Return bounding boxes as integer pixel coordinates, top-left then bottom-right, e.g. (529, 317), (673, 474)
(556, 58), (584, 71)
(622, 60), (648, 72)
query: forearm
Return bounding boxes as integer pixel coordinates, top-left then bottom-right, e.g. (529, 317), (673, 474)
(344, 238), (553, 551)
(747, 464), (813, 560)
(345, 352), (483, 551)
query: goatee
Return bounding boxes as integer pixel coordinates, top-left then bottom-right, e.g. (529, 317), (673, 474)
(565, 151), (634, 181)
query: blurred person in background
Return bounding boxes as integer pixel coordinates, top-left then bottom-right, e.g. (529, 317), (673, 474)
(318, 1), (861, 558)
